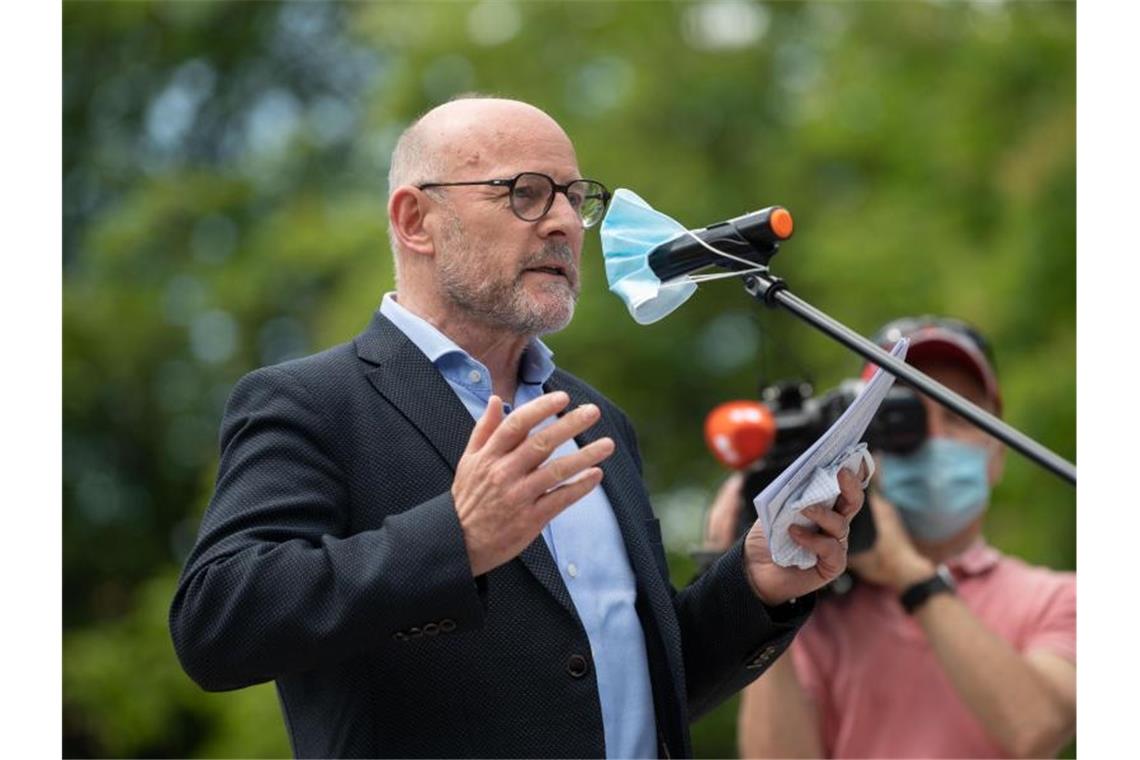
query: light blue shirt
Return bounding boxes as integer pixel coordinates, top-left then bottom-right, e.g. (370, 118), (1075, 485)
(380, 293), (657, 758)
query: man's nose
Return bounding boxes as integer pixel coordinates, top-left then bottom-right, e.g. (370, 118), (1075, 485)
(925, 402), (947, 439)
(537, 191), (581, 238)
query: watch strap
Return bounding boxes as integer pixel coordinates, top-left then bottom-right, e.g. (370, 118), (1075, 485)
(899, 564), (956, 614)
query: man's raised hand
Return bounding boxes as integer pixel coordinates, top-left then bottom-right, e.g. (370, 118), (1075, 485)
(452, 391), (615, 576)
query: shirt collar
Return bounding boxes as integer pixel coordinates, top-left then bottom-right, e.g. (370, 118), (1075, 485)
(379, 292), (557, 386)
(943, 536), (1001, 577)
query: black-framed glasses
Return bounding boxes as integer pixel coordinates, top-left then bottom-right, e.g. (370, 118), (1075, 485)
(417, 172), (612, 229)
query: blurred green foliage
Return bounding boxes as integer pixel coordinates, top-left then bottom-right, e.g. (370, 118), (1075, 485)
(63, 2), (1074, 757)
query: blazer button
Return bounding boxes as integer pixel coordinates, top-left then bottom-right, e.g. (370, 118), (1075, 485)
(567, 653), (589, 678)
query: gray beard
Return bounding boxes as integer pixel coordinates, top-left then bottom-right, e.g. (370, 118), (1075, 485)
(436, 218), (579, 337)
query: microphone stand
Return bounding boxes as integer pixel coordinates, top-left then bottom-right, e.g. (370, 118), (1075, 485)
(741, 271), (1077, 486)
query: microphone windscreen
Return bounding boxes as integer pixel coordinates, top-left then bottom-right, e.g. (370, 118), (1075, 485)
(704, 401), (777, 470)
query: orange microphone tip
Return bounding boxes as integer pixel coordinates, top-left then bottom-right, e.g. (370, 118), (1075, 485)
(770, 208), (794, 239)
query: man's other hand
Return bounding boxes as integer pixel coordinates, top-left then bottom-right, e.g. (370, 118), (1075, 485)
(452, 391), (615, 577)
(743, 468), (865, 606)
(848, 490), (935, 591)
(703, 472), (745, 552)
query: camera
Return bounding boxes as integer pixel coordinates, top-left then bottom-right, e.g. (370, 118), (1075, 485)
(736, 379), (927, 553)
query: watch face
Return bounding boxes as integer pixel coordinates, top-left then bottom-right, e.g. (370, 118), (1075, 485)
(936, 564), (956, 590)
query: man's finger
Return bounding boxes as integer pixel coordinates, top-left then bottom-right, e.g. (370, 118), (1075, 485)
(867, 490), (908, 536)
(527, 436), (615, 497)
(466, 395), (504, 453)
(706, 508), (736, 551)
(799, 503), (847, 541)
(834, 469), (865, 519)
(509, 402), (603, 475)
(789, 523), (846, 562)
(531, 467), (605, 527)
(483, 391), (571, 456)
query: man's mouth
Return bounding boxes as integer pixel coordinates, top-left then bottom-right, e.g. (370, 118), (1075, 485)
(524, 265), (570, 280)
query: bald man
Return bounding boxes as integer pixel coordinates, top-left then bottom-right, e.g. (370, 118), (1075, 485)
(170, 96), (863, 759)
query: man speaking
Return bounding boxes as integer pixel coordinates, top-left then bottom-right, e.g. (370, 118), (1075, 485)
(169, 95), (863, 758)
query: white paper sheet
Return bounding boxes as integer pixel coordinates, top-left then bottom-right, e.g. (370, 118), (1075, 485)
(754, 338), (909, 568)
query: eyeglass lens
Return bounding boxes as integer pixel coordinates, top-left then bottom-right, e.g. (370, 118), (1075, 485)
(511, 173), (608, 227)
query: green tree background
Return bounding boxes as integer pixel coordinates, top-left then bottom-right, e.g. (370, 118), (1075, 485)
(62, 2), (1075, 757)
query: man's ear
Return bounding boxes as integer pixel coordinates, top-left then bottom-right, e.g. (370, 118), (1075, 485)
(388, 186), (436, 257)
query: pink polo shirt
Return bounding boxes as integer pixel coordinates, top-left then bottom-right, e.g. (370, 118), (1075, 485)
(790, 540), (1075, 758)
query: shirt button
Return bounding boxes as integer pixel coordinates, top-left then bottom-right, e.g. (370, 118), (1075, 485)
(567, 653), (589, 678)
(468, 369), (482, 383)
(567, 562), (579, 578)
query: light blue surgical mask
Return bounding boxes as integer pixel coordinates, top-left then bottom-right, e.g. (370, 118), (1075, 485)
(599, 189), (699, 325)
(879, 438), (991, 542)
(600, 189), (773, 324)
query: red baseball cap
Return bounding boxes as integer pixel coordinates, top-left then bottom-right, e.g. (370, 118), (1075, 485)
(861, 316), (1002, 413)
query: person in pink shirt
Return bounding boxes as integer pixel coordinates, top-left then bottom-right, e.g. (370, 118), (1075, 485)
(704, 316), (1075, 758)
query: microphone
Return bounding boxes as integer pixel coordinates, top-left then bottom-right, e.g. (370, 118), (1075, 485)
(648, 206), (794, 282)
(704, 401), (777, 470)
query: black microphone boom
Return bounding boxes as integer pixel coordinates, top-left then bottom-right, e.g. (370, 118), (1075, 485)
(636, 200), (1076, 486)
(647, 206), (794, 282)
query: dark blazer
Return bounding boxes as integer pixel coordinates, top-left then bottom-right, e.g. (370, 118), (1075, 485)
(170, 312), (812, 758)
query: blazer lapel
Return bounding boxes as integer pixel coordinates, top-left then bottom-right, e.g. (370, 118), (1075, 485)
(543, 373), (675, 605)
(355, 313), (580, 623)
(356, 312), (474, 471)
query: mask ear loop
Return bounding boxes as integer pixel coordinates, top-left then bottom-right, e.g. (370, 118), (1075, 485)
(660, 228), (770, 286)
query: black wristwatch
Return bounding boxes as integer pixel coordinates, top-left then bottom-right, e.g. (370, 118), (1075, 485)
(899, 564), (956, 614)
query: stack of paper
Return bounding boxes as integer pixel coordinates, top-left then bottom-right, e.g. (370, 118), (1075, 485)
(754, 338), (910, 568)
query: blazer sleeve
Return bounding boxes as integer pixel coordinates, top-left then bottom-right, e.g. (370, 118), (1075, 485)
(169, 365), (486, 692)
(615, 408), (815, 719)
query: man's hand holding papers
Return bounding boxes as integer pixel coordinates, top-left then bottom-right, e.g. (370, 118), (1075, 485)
(742, 467), (866, 606)
(739, 339), (910, 606)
